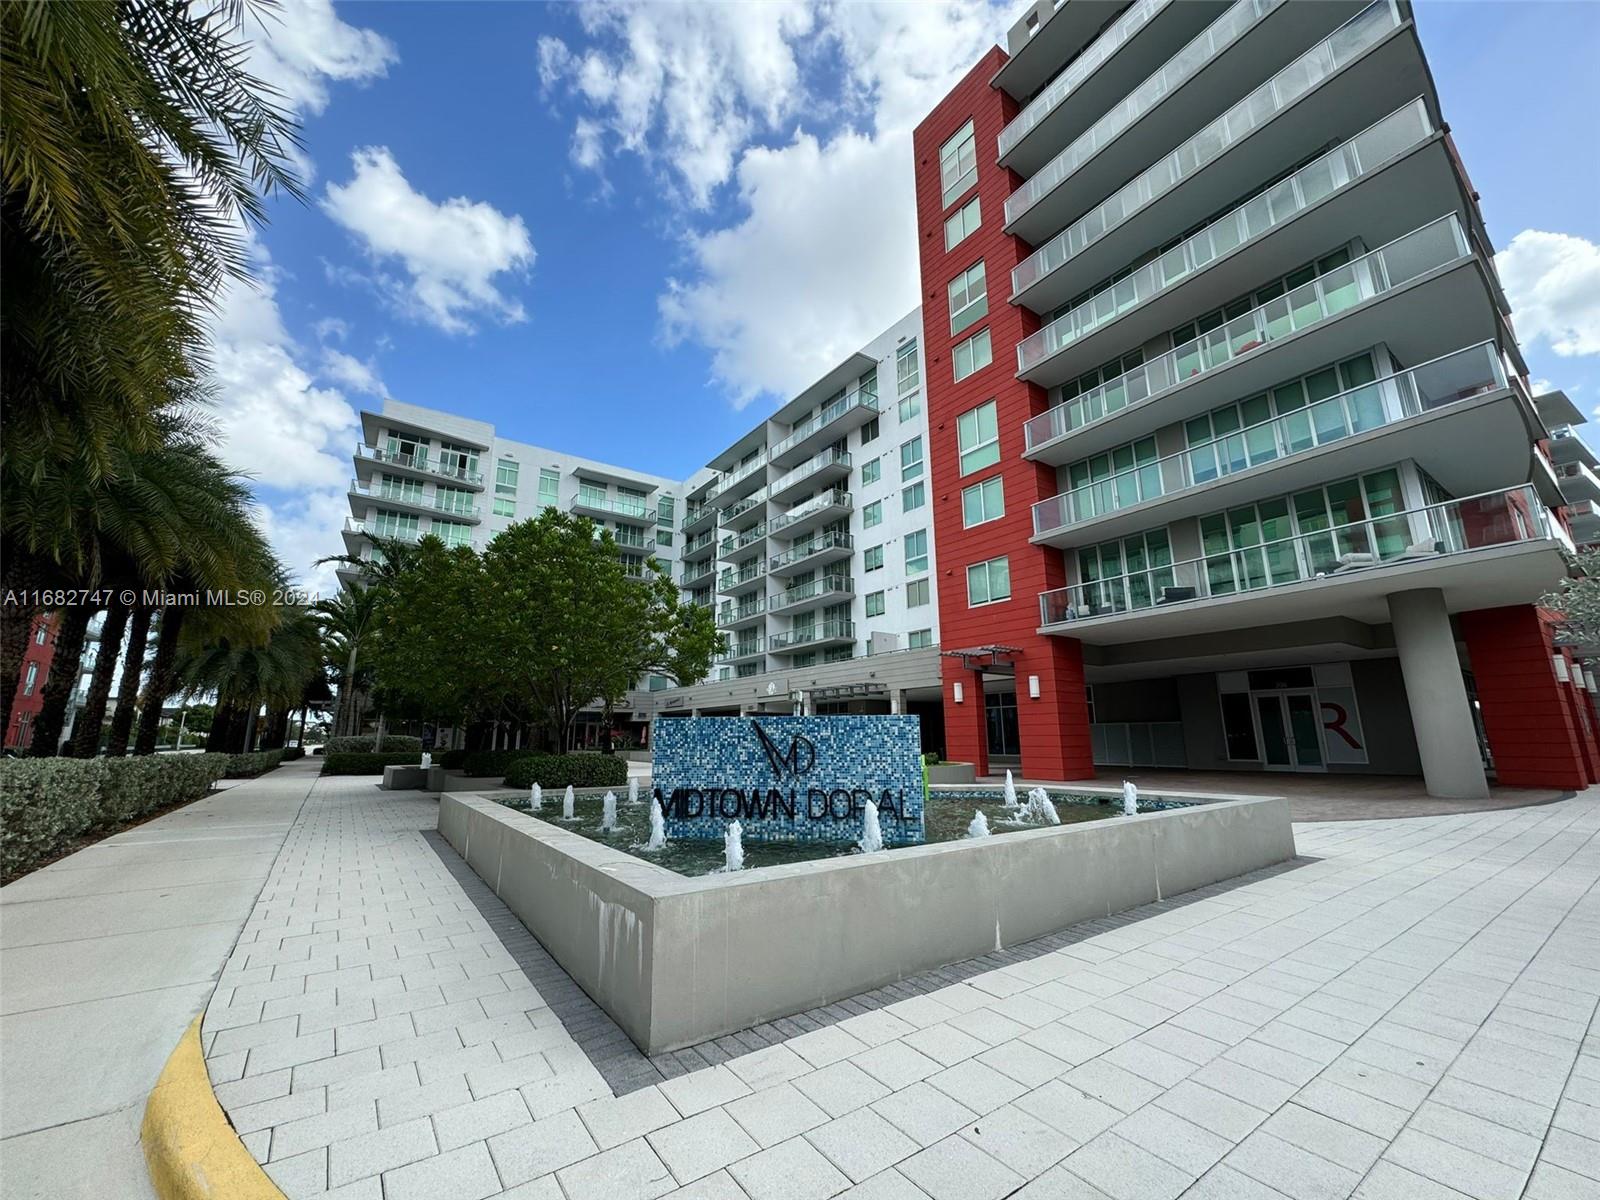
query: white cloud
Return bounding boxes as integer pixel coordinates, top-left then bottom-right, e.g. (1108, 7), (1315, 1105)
(554, 0), (1005, 404)
(236, 0), (397, 119)
(321, 147), (535, 334)
(315, 316), (351, 342)
(1498, 230), (1600, 358)
(250, 490), (353, 597)
(320, 348), (388, 398)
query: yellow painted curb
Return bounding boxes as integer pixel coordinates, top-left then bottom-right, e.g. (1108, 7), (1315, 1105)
(141, 1016), (285, 1200)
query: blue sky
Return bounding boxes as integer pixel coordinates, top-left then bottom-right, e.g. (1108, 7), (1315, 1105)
(214, 1), (1600, 590)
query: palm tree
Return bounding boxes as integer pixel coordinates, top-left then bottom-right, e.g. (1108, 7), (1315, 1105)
(104, 604), (153, 756)
(69, 601), (130, 756)
(313, 587), (379, 737)
(178, 605), (324, 753)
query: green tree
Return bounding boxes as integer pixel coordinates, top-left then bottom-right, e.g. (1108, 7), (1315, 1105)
(1544, 550), (1600, 642)
(178, 604), (323, 753)
(365, 537), (483, 732)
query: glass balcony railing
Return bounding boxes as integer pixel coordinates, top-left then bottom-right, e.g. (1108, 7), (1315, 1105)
(769, 532), (853, 572)
(720, 643), (765, 664)
(770, 389), (879, 461)
(772, 450), (852, 496)
(771, 576), (855, 611)
(344, 518), (423, 544)
(1008, 0), (1289, 226)
(718, 597), (768, 625)
(1017, 10), (1418, 303)
(355, 443), (484, 485)
(707, 454), (768, 502)
(998, 0), (1174, 161)
(1032, 343), (1507, 535)
(719, 563), (768, 591)
(719, 523), (768, 557)
(681, 531), (717, 557)
(571, 492), (652, 520)
(770, 620), (856, 652)
(680, 563), (717, 588)
(1023, 209), (1469, 450)
(1040, 485), (1551, 625)
(770, 490), (851, 533)
(723, 489), (768, 523)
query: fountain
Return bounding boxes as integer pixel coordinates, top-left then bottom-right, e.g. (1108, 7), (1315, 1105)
(1003, 769), (1019, 808)
(530, 782), (542, 811)
(1023, 787), (1061, 825)
(1122, 779), (1139, 816)
(562, 785), (575, 820)
(628, 777), (640, 806)
(722, 821), (745, 872)
(857, 798), (884, 853)
(644, 800), (667, 851)
(598, 791), (619, 833)
(967, 810), (991, 838)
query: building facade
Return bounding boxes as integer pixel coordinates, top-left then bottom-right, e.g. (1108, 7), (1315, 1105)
(912, 0), (1591, 797)
(345, 311), (947, 744)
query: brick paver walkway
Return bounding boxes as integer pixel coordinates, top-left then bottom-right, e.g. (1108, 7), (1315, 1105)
(202, 775), (1599, 1199)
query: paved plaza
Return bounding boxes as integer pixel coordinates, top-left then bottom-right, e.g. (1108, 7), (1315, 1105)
(3, 762), (1598, 1199)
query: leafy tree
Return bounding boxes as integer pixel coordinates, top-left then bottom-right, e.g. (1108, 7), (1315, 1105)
(1543, 551), (1600, 642)
(365, 537), (483, 732)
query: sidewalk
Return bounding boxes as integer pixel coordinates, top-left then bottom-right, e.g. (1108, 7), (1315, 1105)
(199, 775), (1599, 1199)
(0, 756), (319, 1199)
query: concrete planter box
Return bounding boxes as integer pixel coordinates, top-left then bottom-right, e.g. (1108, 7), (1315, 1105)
(381, 765), (428, 790)
(439, 787), (1294, 1054)
(926, 762), (977, 785)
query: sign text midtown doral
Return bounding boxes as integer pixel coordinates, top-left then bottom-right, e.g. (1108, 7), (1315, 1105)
(650, 716), (926, 843)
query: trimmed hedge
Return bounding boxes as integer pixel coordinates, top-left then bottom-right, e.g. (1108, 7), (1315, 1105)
(437, 748), (468, 771)
(1, 754), (228, 879)
(323, 734), (423, 755)
(225, 748), (285, 778)
(451, 749), (533, 778)
(320, 751), (423, 776)
(281, 747), (306, 761)
(502, 754), (629, 790)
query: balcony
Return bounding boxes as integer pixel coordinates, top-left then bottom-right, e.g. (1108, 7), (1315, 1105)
(768, 532), (854, 578)
(343, 518), (423, 546)
(999, 0), (1233, 175)
(708, 454), (768, 508)
(569, 492), (654, 525)
(1564, 501), (1600, 546)
(769, 620), (856, 654)
(1557, 462), (1600, 505)
(718, 643), (766, 667)
(680, 562), (717, 590)
(348, 480), (483, 523)
(770, 450), (852, 505)
(680, 531), (718, 562)
(719, 524), (768, 560)
(1039, 486), (1567, 644)
(770, 490), (853, 537)
(354, 443), (485, 489)
(682, 505), (718, 536)
(993, 0), (1136, 104)
(1005, 0), (1385, 244)
(769, 388), (880, 468)
(722, 488), (769, 533)
(719, 563), (768, 597)
(1031, 344), (1535, 547)
(770, 575), (855, 614)
(718, 597), (768, 629)
(1548, 426), (1598, 469)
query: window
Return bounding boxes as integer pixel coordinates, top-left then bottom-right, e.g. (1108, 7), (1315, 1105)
(953, 329), (992, 382)
(1221, 693), (1260, 760)
(865, 591), (886, 617)
(902, 482), (926, 512)
(438, 441), (478, 478)
(862, 457), (882, 485)
(538, 468), (559, 507)
(940, 120), (978, 207)
(379, 474), (422, 503)
(907, 579), (930, 608)
(493, 497), (516, 518)
(962, 476), (1005, 527)
(948, 261), (988, 336)
(495, 459), (519, 496)
(865, 545), (885, 572)
(967, 556), (1011, 606)
(1064, 437), (1159, 519)
(1077, 530), (1174, 612)
(23, 663), (38, 695)
(900, 436), (924, 480)
(861, 417), (880, 445)
(896, 340), (920, 396)
(432, 519), (473, 548)
(863, 500), (884, 529)
(656, 530), (673, 547)
(898, 393), (921, 423)
(908, 629), (934, 650)
(435, 485), (474, 515)
(904, 530), (929, 574)
(957, 400), (1000, 474)
(373, 509), (420, 539)
(944, 196), (981, 251)
(657, 495), (675, 527)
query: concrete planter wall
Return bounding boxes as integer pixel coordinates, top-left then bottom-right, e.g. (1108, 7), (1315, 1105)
(438, 789), (1294, 1055)
(926, 762), (977, 784)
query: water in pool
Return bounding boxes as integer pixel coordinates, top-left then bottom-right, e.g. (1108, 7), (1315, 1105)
(496, 786), (1172, 878)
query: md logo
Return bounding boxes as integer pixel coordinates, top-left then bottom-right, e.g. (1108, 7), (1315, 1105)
(752, 721), (816, 778)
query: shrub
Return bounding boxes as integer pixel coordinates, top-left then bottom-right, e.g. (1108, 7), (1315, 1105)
(224, 748), (285, 778)
(453, 748), (533, 778)
(438, 748), (468, 771)
(501, 754), (629, 790)
(281, 747), (305, 761)
(0, 754), (227, 879)
(323, 734), (423, 755)
(320, 751), (423, 776)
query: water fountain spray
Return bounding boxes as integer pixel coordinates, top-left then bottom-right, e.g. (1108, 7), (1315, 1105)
(858, 798), (884, 853)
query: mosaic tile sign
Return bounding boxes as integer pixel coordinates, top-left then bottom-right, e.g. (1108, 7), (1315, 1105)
(651, 715), (925, 845)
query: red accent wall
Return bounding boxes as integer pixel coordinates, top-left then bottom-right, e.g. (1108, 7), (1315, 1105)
(7, 613), (57, 749)
(1459, 605), (1589, 789)
(913, 50), (1093, 780)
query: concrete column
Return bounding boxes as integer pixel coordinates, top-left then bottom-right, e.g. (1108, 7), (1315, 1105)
(890, 690), (905, 715)
(1387, 589), (1489, 799)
